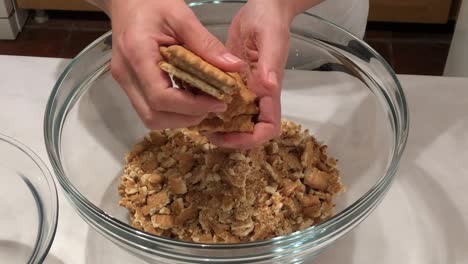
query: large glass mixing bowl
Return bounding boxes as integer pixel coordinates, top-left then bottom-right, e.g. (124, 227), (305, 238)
(44, 1), (409, 263)
(0, 134), (58, 264)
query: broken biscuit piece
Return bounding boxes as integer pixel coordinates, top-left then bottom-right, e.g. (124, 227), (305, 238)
(159, 45), (259, 133)
(220, 73), (258, 119)
(160, 45), (238, 97)
(159, 61), (226, 101)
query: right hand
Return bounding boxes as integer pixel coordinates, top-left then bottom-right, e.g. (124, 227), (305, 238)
(208, 0), (293, 149)
(109, 0), (245, 129)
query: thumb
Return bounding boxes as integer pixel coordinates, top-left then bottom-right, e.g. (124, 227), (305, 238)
(257, 27), (290, 89)
(176, 15), (245, 72)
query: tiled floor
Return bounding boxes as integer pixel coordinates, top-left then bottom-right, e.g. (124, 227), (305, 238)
(0, 11), (109, 58)
(0, 11), (455, 76)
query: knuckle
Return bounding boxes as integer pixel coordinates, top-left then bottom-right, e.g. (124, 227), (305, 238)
(178, 8), (197, 22)
(110, 59), (124, 83)
(168, 7), (188, 21)
(140, 111), (159, 129)
(200, 34), (222, 51)
(119, 31), (139, 59)
(147, 93), (165, 111)
(168, 9), (194, 33)
(263, 76), (282, 95)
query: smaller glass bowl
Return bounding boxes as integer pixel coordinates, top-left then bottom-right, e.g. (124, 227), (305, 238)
(0, 134), (58, 264)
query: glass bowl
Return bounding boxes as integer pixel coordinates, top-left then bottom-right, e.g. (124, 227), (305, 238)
(44, 1), (409, 263)
(0, 134), (58, 263)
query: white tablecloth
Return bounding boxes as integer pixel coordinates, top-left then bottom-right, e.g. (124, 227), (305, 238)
(0, 55), (467, 264)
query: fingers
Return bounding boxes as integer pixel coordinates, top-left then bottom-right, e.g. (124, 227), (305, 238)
(154, 88), (228, 114)
(143, 111), (206, 130)
(257, 26), (290, 85)
(117, 31), (227, 116)
(212, 23), (287, 148)
(124, 84), (207, 129)
(225, 10), (244, 57)
(173, 10), (245, 73)
(119, 81), (206, 129)
(256, 92), (281, 128)
(132, 57), (227, 116)
(111, 40), (209, 130)
(208, 86), (281, 149)
(110, 2), (245, 131)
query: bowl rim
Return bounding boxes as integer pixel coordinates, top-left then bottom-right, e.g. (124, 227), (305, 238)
(44, 0), (409, 252)
(0, 133), (59, 263)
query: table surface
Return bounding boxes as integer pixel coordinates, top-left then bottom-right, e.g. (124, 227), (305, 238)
(0, 55), (467, 264)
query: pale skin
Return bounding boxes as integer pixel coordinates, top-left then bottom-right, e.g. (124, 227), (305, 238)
(88, 0), (322, 149)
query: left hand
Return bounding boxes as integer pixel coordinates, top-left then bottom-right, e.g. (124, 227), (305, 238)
(208, 0), (295, 148)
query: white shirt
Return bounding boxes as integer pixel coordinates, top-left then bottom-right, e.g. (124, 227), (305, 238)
(307, 0), (369, 39)
(187, 0), (369, 40)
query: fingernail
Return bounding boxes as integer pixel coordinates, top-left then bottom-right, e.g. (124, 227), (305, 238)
(221, 53), (243, 64)
(268, 71), (278, 86)
(211, 103), (227, 113)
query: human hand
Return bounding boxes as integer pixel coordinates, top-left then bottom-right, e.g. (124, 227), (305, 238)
(108, 0), (245, 129)
(208, 0), (296, 148)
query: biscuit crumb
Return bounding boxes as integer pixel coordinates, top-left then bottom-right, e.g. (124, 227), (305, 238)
(118, 120), (344, 243)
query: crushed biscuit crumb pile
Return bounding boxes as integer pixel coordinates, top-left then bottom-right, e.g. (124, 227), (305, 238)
(118, 121), (344, 243)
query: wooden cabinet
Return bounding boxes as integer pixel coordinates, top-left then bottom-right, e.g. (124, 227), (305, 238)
(16, 0), (98, 11)
(369, 0), (454, 23)
(16, 0), (460, 24)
